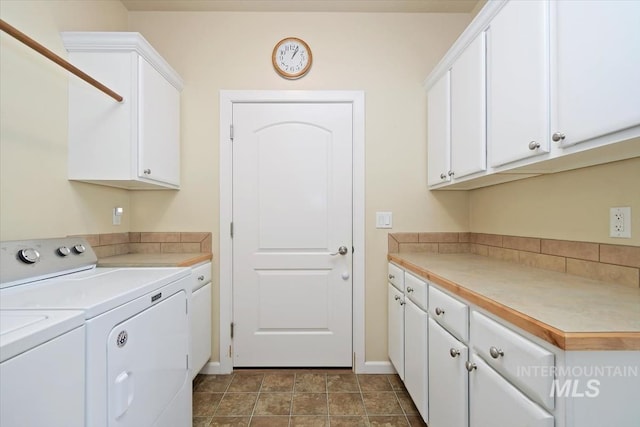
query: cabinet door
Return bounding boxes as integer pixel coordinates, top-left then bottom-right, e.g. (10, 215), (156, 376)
(428, 318), (468, 427)
(469, 355), (553, 427)
(450, 33), (486, 180)
(404, 299), (428, 421)
(138, 56), (181, 186)
(388, 284), (405, 379)
(488, 0), (550, 167)
(554, 0), (640, 146)
(427, 71), (451, 186)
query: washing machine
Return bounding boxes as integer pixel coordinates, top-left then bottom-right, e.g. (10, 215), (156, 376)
(0, 309), (85, 427)
(0, 237), (192, 427)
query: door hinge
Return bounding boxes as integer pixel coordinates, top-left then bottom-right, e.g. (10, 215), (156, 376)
(185, 299), (188, 314)
(230, 222), (234, 238)
(230, 322), (234, 339)
(186, 354), (189, 369)
(228, 345), (232, 358)
(230, 124), (234, 141)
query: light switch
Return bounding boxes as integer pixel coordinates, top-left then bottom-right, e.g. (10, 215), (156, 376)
(376, 212), (393, 229)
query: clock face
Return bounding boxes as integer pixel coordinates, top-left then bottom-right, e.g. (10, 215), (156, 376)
(272, 37), (312, 79)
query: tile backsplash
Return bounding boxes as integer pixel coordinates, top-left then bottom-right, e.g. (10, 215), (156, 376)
(389, 232), (640, 288)
(74, 232), (212, 259)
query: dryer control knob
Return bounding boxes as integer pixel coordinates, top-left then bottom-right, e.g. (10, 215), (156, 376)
(57, 246), (71, 257)
(18, 248), (40, 264)
(72, 244), (86, 254)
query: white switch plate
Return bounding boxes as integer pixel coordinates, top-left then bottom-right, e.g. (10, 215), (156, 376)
(376, 212), (393, 229)
(609, 207), (631, 238)
(112, 207), (123, 226)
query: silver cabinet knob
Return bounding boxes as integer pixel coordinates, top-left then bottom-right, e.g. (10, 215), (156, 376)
(197, 275), (205, 281)
(465, 361), (477, 372)
(449, 348), (460, 358)
(440, 173), (447, 180)
(435, 307), (445, 316)
(552, 132), (566, 142)
(143, 168), (151, 174)
(406, 287), (414, 293)
(528, 141), (540, 150)
(448, 170), (455, 177)
(331, 246), (348, 256)
(399, 301), (405, 306)
(394, 295), (401, 301)
(489, 346), (504, 359)
(388, 274), (395, 280)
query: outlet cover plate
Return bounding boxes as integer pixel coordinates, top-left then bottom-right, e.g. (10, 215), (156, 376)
(609, 207), (631, 238)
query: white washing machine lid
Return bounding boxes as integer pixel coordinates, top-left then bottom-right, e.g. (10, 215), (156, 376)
(0, 309), (84, 362)
(0, 267), (190, 319)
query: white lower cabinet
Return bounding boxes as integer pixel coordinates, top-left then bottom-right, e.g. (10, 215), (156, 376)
(404, 295), (428, 420)
(468, 354), (554, 427)
(428, 317), (468, 427)
(387, 283), (405, 380)
(387, 266), (429, 422)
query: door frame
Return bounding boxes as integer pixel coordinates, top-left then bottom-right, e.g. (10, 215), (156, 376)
(218, 90), (365, 374)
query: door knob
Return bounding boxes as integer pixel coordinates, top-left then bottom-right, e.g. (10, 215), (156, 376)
(331, 246), (348, 256)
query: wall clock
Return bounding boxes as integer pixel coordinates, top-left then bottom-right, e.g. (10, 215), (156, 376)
(272, 37), (312, 79)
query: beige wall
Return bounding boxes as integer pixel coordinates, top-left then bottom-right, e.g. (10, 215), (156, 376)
(128, 11), (471, 363)
(469, 157), (640, 246)
(0, 0), (130, 240)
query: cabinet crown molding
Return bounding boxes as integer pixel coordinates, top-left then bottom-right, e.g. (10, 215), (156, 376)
(61, 31), (184, 91)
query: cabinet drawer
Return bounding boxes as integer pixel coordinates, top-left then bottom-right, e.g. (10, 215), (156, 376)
(192, 262), (212, 291)
(388, 263), (404, 291)
(429, 285), (469, 342)
(405, 272), (427, 310)
(471, 311), (555, 411)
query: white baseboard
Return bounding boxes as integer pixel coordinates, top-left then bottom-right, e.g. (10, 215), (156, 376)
(360, 361), (397, 374)
(196, 360), (396, 375)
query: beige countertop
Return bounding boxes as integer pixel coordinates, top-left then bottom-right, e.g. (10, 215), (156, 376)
(98, 253), (212, 268)
(388, 252), (640, 351)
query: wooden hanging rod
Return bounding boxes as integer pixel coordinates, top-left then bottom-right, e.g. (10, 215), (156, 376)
(0, 19), (123, 103)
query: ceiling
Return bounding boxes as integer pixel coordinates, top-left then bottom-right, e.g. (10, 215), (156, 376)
(121, 0), (481, 13)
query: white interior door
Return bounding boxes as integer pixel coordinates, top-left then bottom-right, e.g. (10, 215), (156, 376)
(232, 102), (353, 367)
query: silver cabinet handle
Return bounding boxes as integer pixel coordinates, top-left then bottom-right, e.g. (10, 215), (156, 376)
(399, 301), (405, 306)
(331, 246), (348, 256)
(489, 346), (504, 359)
(143, 168), (151, 175)
(394, 295), (401, 301)
(448, 170), (455, 177)
(440, 173), (447, 180)
(552, 132), (566, 142)
(528, 141), (540, 150)
(406, 287), (414, 293)
(435, 307), (445, 316)
(449, 348), (460, 358)
(465, 361), (477, 372)
(388, 274), (395, 280)
(197, 275), (205, 281)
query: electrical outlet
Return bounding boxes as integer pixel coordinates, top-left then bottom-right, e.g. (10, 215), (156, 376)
(609, 207), (631, 238)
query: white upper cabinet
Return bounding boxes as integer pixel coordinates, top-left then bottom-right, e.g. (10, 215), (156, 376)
(552, 0), (640, 147)
(427, 72), (451, 186)
(450, 33), (487, 180)
(488, 0), (550, 167)
(63, 32), (184, 190)
(424, 0), (640, 190)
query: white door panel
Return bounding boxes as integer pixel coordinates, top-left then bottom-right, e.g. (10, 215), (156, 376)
(233, 102), (353, 367)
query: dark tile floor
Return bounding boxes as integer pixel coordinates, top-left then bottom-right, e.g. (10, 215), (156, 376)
(192, 369), (428, 427)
